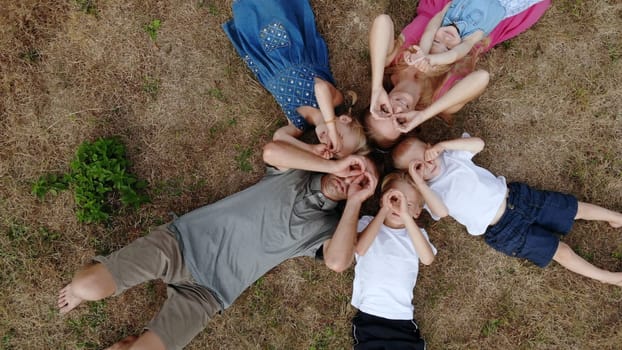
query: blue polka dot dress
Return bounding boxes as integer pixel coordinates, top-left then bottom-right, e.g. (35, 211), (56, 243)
(223, 0), (336, 131)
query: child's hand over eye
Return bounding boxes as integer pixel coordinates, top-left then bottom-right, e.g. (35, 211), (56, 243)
(425, 143), (444, 161)
(311, 143), (333, 159)
(326, 123), (342, 155)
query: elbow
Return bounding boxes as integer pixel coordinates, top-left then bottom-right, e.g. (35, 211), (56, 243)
(473, 69), (490, 89)
(374, 14), (392, 26)
(420, 255), (435, 266)
(437, 208), (449, 218)
(262, 142), (278, 164)
(324, 257), (352, 273)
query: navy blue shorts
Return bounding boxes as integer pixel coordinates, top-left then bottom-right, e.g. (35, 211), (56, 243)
(484, 182), (578, 268)
(352, 310), (426, 350)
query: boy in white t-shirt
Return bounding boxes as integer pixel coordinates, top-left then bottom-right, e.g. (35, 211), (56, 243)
(352, 171), (436, 349)
(392, 134), (622, 287)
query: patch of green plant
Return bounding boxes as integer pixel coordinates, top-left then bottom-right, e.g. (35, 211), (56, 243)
(1, 327), (15, 350)
(19, 48), (41, 62)
(75, 0), (97, 16)
(235, 146), (253, 173)
(310, 326), (336, 350)
(574, 246), (594, 262)
(208, 4), (219, 15)
(32, 137), (149, 223)
(208, 88), (224, 100)
(144, 19), (161, 41)
(481, 319), (502, 337)
(143, 76), (160, 99)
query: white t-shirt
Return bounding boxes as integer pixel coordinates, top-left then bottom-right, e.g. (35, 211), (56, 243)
(351, 215), (437, 320)
(425, 144), (507, 235)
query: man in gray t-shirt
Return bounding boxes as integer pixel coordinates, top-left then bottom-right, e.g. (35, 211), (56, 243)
(57, 141), (378, 350)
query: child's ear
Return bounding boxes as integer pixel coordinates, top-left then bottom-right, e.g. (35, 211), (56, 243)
(338, 114), (352, 124)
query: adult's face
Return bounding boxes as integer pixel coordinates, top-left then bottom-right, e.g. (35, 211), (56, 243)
(320, 157), (378, 201)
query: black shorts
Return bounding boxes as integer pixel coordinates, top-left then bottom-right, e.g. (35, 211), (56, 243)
(352, 310), (426, 350)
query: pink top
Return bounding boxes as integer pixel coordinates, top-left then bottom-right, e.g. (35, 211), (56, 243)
(398, 0), (551, 99)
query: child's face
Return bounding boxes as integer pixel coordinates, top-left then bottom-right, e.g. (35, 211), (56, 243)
(430, 25), (461, 54)
(315, 115), (362, 158)
(382, 180), (422, 228)
(393, 139), (441, 181)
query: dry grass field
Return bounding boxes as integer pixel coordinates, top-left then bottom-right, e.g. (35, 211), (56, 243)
(1, 0), (621, 349)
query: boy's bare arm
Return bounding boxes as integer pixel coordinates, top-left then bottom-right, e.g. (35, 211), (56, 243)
(429, 136), (485, 159)
(355, 206), (390, 256)
(408, 165), (449, 218)
(403, 218), (435, 265)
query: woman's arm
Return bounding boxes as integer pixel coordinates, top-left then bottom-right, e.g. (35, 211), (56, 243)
(428, 31), (483, 66)
(369, 14), (398, 118)
(394, 69), (489, 132)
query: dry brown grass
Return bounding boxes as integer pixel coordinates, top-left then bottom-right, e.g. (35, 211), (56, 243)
(1, 0), (621, 349)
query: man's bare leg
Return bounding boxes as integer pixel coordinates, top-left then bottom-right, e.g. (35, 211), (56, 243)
(575, 202), (622, 228)
(553, 242), (622, 287)
(104, 331), (165, 350)
(58, 263), (116, 314)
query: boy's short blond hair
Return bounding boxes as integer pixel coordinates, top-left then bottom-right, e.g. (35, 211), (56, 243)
(380, 171), (423, 209)
(391, 137), (425, 170)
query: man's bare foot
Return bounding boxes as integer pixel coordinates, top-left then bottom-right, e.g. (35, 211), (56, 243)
(104, 335), (139, 350)
(58, 283), (84, 314)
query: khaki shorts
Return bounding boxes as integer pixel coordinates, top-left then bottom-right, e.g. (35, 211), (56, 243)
(94, 225), (222, 350)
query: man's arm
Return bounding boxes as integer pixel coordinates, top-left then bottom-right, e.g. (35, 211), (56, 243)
(263, 141), (365, 177)
(323, 172), (378, 272)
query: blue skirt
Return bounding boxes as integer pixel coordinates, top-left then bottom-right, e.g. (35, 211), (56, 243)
(223, 0), (336, 130)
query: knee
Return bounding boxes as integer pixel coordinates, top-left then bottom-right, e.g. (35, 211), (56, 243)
(72, 263), (117, 300)
(552, 242), (573, 264)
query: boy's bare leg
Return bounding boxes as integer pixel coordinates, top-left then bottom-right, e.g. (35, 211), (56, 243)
(104, 332), (165, 350)
(553, 242), (622, 287)
(575, 202), (622, 228)
(58, 263), (116, 314)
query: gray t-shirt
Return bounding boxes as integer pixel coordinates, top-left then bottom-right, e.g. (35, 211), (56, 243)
(169, 168), (339, 309)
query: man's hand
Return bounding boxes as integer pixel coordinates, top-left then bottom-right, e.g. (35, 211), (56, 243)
(370, 88), (393, 119)
(347, 171), (378, 203)
(331, 155), (367, 178)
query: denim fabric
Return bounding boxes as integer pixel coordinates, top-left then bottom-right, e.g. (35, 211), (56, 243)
(484, 182), (578, 267)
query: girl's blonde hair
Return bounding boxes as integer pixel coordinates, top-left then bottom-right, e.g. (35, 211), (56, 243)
(348, 115), (371, 156)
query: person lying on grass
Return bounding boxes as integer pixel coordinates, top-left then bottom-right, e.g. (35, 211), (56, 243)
(350, 172), (435, 350)
(223, 0), (368, 159)
(364, 0), (550, 149)
(58, 140), (378, 350)
(392, 134), (622, 286)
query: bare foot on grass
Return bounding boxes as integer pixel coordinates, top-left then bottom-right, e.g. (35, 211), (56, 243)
(58, 283), (85, 314)
(104, 335), (139, 350)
